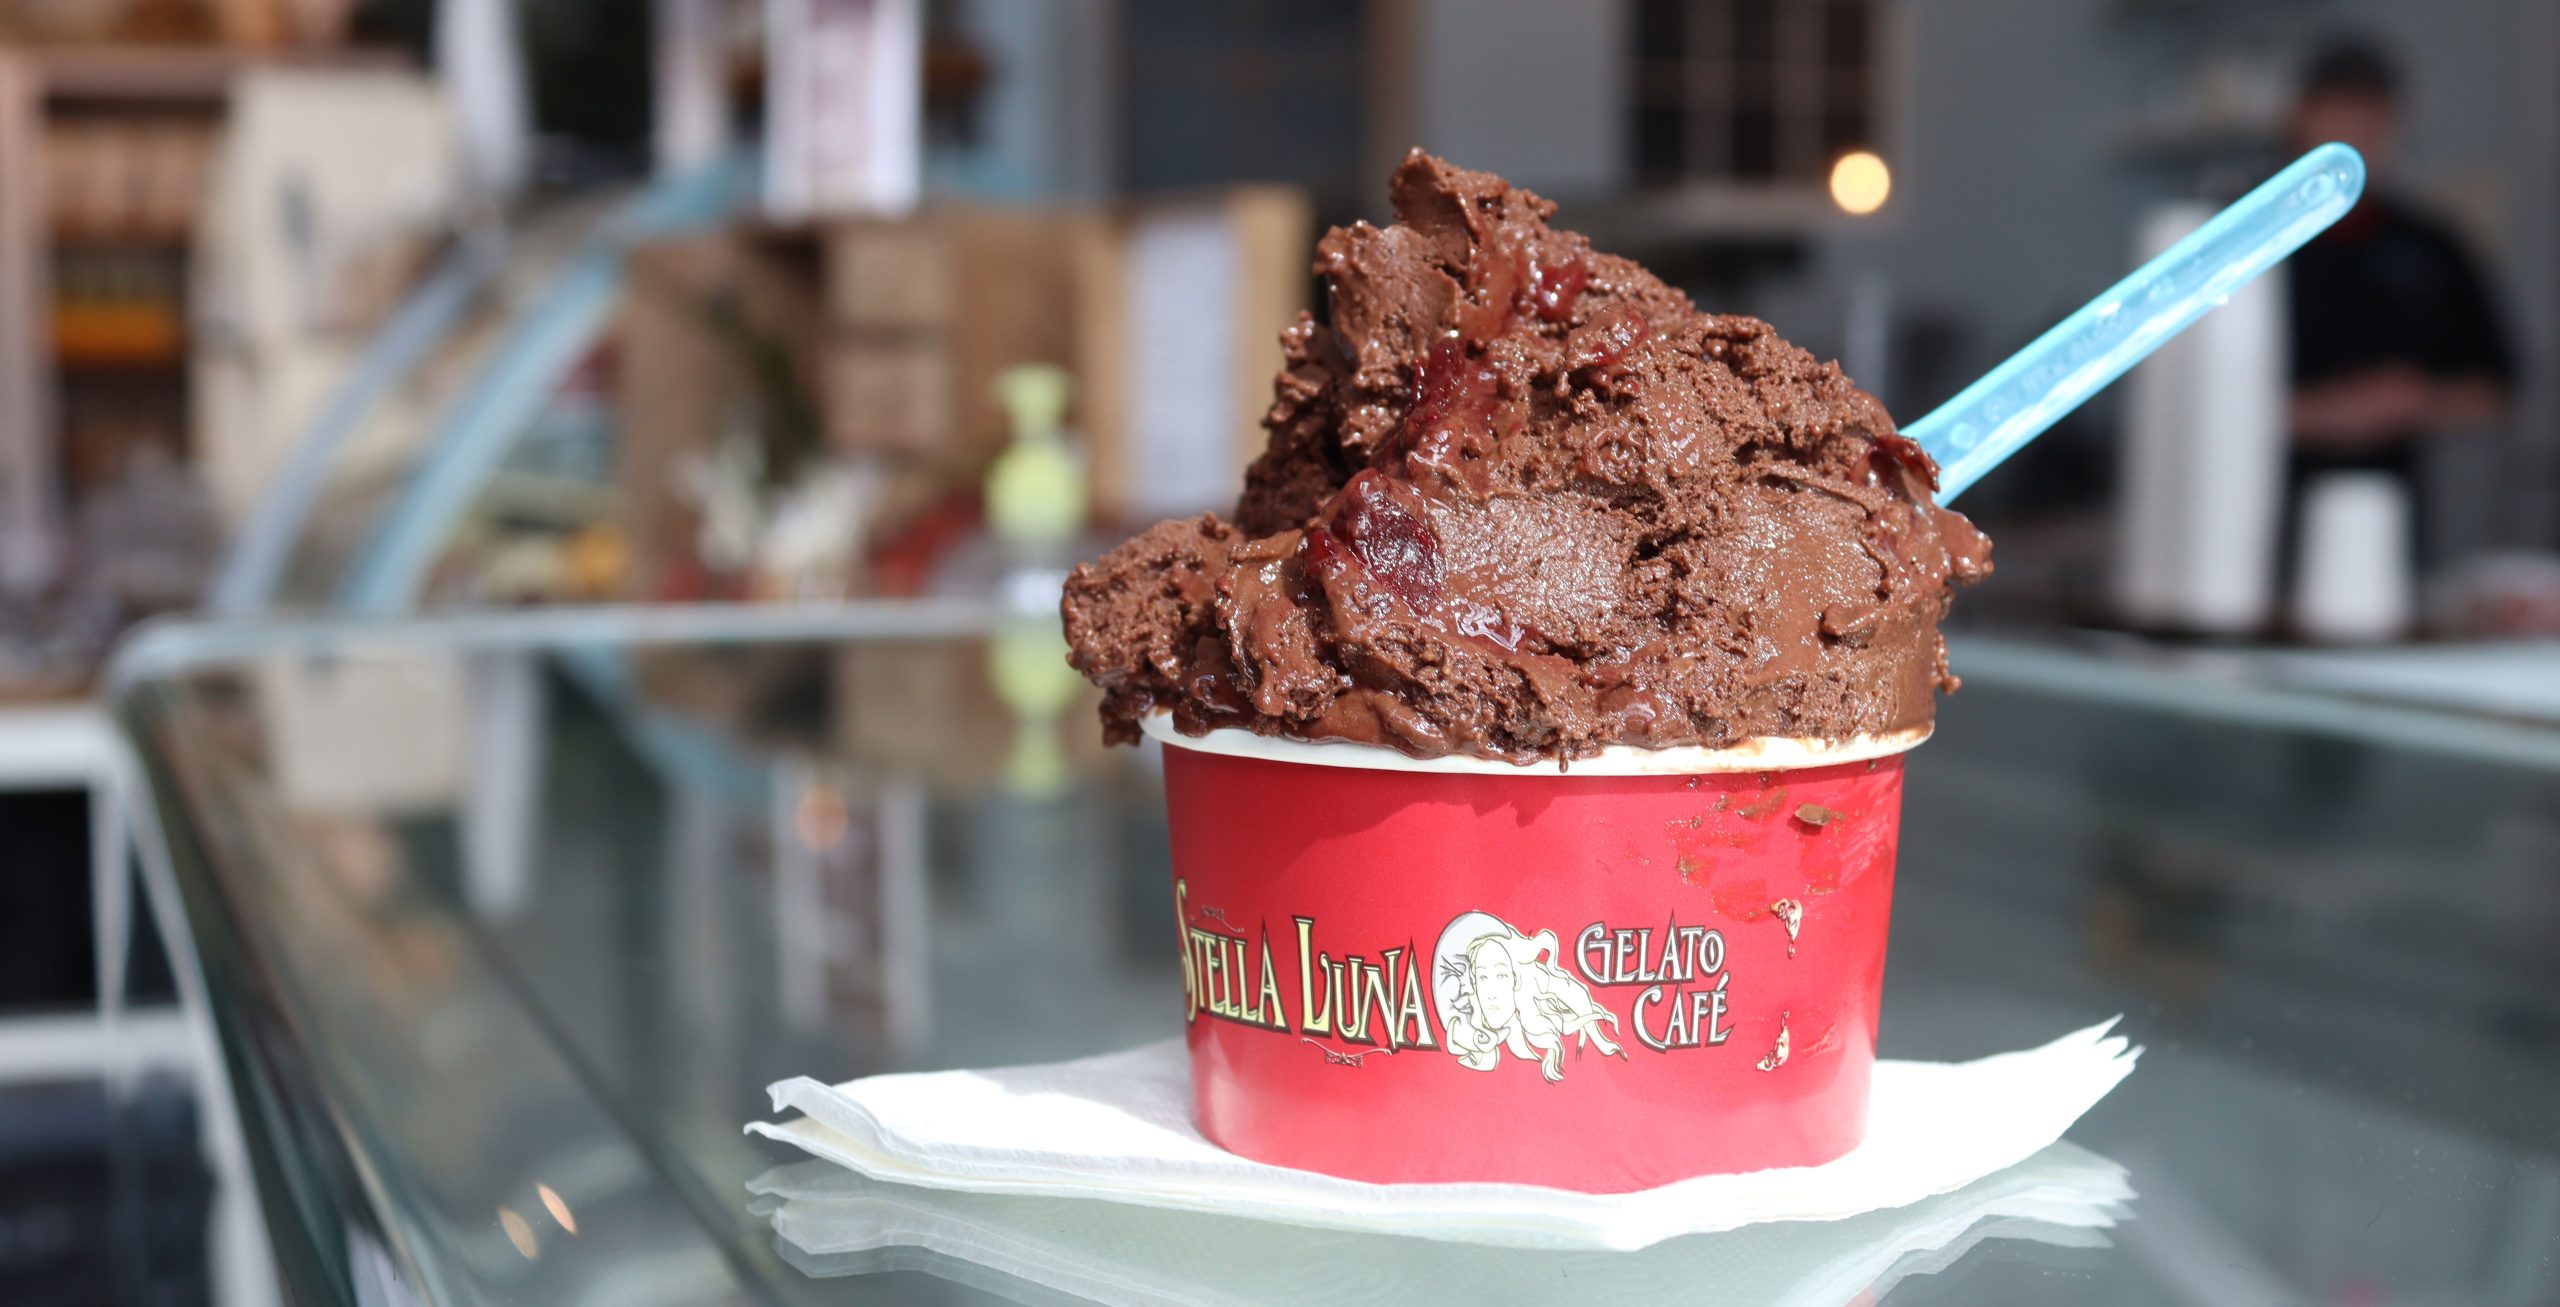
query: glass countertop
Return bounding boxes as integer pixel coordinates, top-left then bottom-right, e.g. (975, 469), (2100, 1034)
(108, 608), (2560, 1305)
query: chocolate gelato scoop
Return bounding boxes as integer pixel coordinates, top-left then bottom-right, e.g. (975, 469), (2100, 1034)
(1064, 152), (1990, 763)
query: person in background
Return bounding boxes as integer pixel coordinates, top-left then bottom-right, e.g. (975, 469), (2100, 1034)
(2284, 36), (2515, 587)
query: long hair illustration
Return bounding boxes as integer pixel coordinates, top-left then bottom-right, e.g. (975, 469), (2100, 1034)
(1437, 919), (1626, 1082)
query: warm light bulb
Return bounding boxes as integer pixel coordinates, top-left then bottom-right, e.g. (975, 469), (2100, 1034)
(1829, 151), (1891, 216)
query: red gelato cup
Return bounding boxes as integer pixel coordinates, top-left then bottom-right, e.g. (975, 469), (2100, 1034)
(1147, 716), (1925, 1192)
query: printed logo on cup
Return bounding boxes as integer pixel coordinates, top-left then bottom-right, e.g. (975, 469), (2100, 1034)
(1177, 880), (1772, 1078)
(1432, 913), (1625, 1081)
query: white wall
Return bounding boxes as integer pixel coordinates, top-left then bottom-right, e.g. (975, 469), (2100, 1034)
(1408, 0), (1630, 200)
(1388, 0), (2157, 410)
(1865, 0), (2152, 409)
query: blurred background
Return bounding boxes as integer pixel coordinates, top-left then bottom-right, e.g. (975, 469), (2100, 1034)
(1, 0), (2554, 645)
(2, 0), (2557, 1302)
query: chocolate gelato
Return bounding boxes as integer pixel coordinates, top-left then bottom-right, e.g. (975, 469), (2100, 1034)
(1064, 152), (1990, 763)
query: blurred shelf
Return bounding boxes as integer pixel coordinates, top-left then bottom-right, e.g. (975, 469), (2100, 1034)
(476, 470), (619, 526)
(2, 39), (408, 606)
(47, 230), (196, 250)
(19, 43), (405, 103)
(54, 347), (188, 371)
(51, 308), (185, 367)
(0, 674), (95, 708)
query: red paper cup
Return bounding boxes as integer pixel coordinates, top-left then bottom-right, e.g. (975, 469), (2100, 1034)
(1148, 716), (1925, 1192)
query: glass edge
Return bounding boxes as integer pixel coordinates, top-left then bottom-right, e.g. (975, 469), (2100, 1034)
(105, 599), (1011, 706)
(1948, 634), (2560, 774)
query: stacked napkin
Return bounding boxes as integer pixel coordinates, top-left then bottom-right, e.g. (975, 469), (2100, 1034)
(749, 1020), (2137, 1251)
(751, 1140), (2132, 1306)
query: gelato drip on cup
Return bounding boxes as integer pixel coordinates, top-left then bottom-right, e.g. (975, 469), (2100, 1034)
(1065, 153), (1987, 1188)
(1151, 718), (1923, 1190)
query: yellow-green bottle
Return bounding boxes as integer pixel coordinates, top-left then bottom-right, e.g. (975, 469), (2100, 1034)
(985, 365), (1086, 797)
(986, 364), (1087, 553)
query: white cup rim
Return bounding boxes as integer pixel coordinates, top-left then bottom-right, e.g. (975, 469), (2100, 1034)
(1142, 714), (1930, 777)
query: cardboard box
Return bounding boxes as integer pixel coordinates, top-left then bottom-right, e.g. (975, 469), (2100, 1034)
(1083, 186), (1311, 525)
(821, 208), (1103, 470)
(826, 221), (951, 328)
(824, 337), (951, 456)
(617, 189), (1312, 596)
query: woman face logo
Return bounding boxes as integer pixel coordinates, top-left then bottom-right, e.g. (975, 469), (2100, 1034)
(1433, 911), (1626, 1082)
(1468, 943), (1517, 1030)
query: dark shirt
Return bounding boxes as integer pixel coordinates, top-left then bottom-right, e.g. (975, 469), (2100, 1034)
(2280, 192), (2514, 578)
(2289, 191), (2515, 394)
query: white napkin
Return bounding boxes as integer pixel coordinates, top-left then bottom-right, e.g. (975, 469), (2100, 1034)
(749, 1019), (2137, 1252)
(747, 1141), (2132, 1307)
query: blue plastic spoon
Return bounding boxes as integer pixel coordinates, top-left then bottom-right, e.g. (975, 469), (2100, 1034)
(1908, 143), (2367, 502)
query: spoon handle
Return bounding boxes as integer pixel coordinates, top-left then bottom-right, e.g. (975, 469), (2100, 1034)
(1909, 142), (2366, 503)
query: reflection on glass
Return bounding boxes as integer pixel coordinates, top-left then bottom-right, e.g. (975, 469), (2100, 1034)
(772, 761), (933, 1043)
(536, 1182), (580, 1236)
(749, 1143), (2131, 1306)
(497, 1205), (540, 1261)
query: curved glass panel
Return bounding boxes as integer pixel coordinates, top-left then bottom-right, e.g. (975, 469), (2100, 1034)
(113, 617), (2560, 1303)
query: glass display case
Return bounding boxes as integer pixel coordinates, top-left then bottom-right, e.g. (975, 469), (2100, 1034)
(106, 608), (2560, 1304)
